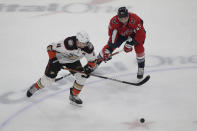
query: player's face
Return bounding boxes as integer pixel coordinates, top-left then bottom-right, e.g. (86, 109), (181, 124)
(118, 16), (129, 24)
(77, 41), (87, 48)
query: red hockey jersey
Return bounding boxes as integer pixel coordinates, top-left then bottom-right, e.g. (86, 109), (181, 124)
(108, 12), (146, 55)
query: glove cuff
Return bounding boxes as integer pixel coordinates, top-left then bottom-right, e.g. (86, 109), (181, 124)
(125, 43), (132, 48)
(48, 51), (56, 59)
(87, 61), (96, 68)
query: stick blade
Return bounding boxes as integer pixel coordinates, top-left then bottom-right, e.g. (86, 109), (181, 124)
(136, 75), (150, 86)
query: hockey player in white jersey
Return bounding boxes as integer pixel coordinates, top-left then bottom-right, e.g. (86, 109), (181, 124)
(26, 31), (97, 105)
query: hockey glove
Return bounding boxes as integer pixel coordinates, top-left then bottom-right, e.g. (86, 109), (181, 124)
(124, 37), (137, 53)
(84, 61), (97, 78)
(103, 48), (112, 62)
(126, 37), (138, 46)
(84, 65), (93, 74)
(124, 43), (133, 53)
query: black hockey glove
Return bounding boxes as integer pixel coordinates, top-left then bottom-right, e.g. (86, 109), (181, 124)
(83, 64), (95, 78)
(84, 64), (94, 75)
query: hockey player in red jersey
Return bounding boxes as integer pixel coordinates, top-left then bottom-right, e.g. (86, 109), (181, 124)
(26, 31), (97, 105)
(97, 7), (146, 79)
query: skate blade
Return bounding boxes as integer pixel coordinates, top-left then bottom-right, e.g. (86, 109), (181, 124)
(70, 101), (83, 107)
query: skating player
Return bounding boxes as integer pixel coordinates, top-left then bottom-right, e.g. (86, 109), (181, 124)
(26, 31), (97, 105)
(97, 7), (146, 79)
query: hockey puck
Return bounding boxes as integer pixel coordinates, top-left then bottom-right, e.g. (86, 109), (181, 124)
(140, 118), (145, 123)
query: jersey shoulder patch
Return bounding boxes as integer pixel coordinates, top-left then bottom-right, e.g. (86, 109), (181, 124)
(111, 16), (118, 25)
(64, 36), (77, 50)
(109, 16), (119, 29)
(129, 13), (142, 24)
(82, 42), (94, 54)
(130, 17), (135, 24)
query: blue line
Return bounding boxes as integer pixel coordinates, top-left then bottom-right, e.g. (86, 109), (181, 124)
(0, 65), (197, 131)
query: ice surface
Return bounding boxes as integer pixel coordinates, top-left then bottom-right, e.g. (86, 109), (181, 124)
(0, 0), (197, 131)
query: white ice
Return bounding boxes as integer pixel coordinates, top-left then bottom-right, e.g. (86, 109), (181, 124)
(0, 0), (197, 131)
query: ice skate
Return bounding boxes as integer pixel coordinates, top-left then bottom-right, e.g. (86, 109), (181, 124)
(137, 68), (144, 79)
(26, 83), (39, 97)
(69, 88), (83, 106)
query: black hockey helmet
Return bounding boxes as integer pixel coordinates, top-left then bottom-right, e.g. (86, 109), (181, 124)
(117, 7), (128, 18)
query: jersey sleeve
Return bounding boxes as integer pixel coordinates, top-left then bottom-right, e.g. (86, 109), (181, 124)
(131, 14), (146, 45)
(85, 51), (97, 62)
(130, 14), (146, 55)
(108, 16), (119, 37)
(50, 41), (66, 53)
(107, 16), (120, 51)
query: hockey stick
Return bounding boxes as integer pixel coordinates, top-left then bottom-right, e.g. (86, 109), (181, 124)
(92, 74), (150, 86)
(53, 49), (123, 64)
(55, 73), (72, 82)
(62, 67), (150, 86)
(97, 49), (124, 63)
(55, 50), (124, 82)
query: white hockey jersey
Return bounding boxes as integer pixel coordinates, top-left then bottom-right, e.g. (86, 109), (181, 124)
(50, 36), (96, 64)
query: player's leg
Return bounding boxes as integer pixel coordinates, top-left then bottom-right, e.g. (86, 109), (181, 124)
(65, 61), (87, 105)
(136, 54), (145, 79)
(27, 57), (61, 97)
(134, 44), (145, 79)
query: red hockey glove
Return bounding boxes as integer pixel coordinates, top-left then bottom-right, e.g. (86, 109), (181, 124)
(103, 48), (112, 61)
(126, 37), (138, 46)
(124, 43), (133, 53)
(124, 37), (138, 53)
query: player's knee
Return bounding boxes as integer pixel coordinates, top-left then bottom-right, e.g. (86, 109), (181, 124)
(74, 73), (87, 86)
(37, 75), (55, 88)
(136, 52), (145, 60)
(45, 71), (58, 78)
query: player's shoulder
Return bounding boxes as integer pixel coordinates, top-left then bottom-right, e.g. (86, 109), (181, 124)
(81, 42), (94, 54)
(129, 12), (143, 24)
(109, 15), (120, 25)
(64, 36), (77, 50)
(129, 12), (141, 19)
